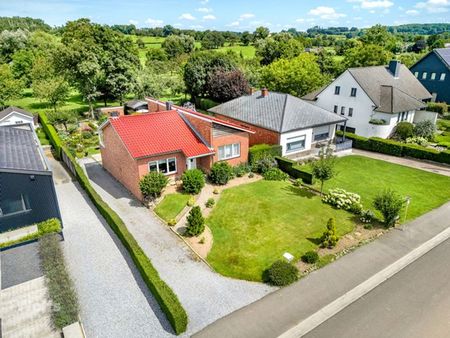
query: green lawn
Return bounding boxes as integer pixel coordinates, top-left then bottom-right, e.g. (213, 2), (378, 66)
(309, 155), (450, 221)
(435, 119), (450, 148)
(207, 180), (355, 281)
(154, 193), (190, 222)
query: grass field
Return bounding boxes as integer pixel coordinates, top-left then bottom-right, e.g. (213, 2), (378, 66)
(207, 180), (355, 281)
(309, 155), (450, 221)
(436, 118), (450, 148)
(154, 193), (190, 222)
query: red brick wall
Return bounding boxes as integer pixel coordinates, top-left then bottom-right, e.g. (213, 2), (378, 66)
(100, 123), (141, 199)
(212, 131), (249, 166)
(182, 113), (213, 144)
(98, 106), (124, 117)
(213, 113), (280, 146)
(197, 155), (213, 172)
(136, 152), (187, 182)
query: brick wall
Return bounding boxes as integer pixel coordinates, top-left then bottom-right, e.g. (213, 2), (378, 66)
(136, 152), (187, 183)
(98, 106), (124, 117)
(212, 131), (249, 166)
(213, 113), (280, 146)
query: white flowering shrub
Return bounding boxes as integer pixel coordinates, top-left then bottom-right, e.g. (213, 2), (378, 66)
(360, 209), (375, 223)
(322, 188), (363, 213)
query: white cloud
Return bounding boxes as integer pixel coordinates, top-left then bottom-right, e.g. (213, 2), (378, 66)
(129, 19), (139, 25)
(239, 13), (255, 20)
(200, 0), (209, 4)
(197, 7), (212, 13)
(227, 21), (240, 27)
(360, 0), (394, 8)
(415, 0), (449, 12)
(145, 18), (164, 27)
(308, 6), (346, 19)
(179, 13), (196, 20)
(406, 9), (420, 14)
(190, 24), (204, 29)
(203, 14), (216, 20)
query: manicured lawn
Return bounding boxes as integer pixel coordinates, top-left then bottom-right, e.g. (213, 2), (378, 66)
(435, 119), (450, 148)
(154, 193), (190, 222)
(207, 180), (355, 281)
(309, 155), (450, 221)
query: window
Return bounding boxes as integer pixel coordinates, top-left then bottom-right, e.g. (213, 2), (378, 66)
(286, 135), (306, 153)
(218, 143), (240, 160)
(431, 72), (436, 80)
(350, 88), (357, 97)
(348, 108), (353, 117)
(440, 73), (446, 81)
(422, 72), (427, 80)
(333, 105), (338, 114)
(0, 195), (30, 217)
(98, 130), (104, 147)
(340, 106), (345, 115)
(334, 86), (340, 95)
(414, 71), (419, 78)
(148, 157), (177, 175)
(314, 132), (329, 142)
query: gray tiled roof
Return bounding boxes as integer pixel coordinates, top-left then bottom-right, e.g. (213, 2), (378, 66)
(208, 91), (346, 133)
(0, 125), (47, 172)
(434, 48), (450, 69)
(0, 106), (33, 120)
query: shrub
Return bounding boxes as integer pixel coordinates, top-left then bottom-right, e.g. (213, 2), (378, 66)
(205, 198), (215, 208)
(360, 209), (375, 224)
(275, 157), (314, 184)
(263, 260), (299, 286)
(414, 120), (435, 140)
(373, 189), (404, 227)
(406, 136), (429, 146)
(249, 144), (282, 165)
(187, 196), (195, 206)
(181, 169), (205, 194)
(395, 122), (414, 140)
(233, 163), (251, 177)
(320, 218), (339, 248)
(322, 188), (363, 214)
(168, 219), (177, 226)
(185, 206), (205, 237)
(38, 218), (62, 235)
(368, 138), (403, 156)
(252, 153), (277, 174)
(293, 178), (303, 187)
(301, 251), (319, 264)
(263, 168), (289, 181)
(139, 172), (168, 199)
(209, 162), (233, 185)
(369, 118), (386, 125)
(427, 102), (448, 114)
(248, 172), (255, 178)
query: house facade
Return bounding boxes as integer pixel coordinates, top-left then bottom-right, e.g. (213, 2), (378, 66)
(0, 107), (35, 129)
(208, 89), (347, 157)
(410, 48), (450, 103)
(99, 100), (252, 200)
(0, 124), (61, 232)
(303, 61), (433, 139)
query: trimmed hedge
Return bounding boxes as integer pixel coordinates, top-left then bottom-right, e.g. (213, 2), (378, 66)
(38, 112), (63, 159)
(249, 144), (282, 164)
(275, 156), (314, 184)
(40, 113), (188, 334)
(337, 131), (450, 165)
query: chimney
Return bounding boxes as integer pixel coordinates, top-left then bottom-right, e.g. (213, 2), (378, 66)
(261, 88), (269, 97)
(388, 60), (400, 78)
(166, 101), (173, 110)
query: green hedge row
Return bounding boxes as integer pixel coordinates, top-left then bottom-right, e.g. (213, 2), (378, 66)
(249, 144), (283, 164)
(338, 131), (450, 165)
(38, 112), (63, 158)
(275, 156), (314, 184)
(39, 113), (188, 334)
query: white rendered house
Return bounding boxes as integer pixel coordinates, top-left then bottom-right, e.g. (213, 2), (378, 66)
(303, 61), (435, 139)
(0, 107), (35, 129)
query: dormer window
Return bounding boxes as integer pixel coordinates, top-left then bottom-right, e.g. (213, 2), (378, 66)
(440, 73), (446, 81)
(350, 88), (357, 97)
(422, 72), (427, 80)
(334, 86), (340, 95)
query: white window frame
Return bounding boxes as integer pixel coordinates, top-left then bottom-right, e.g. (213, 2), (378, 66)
(414, 71), (419, 78)
(431, 72), (436, 80)
(286, 135), (306, 153)
(440, 73), (446, 81)
(422, 72), (427, 80)
(148, 157), (177, 175)
(218, 143), (240, 160)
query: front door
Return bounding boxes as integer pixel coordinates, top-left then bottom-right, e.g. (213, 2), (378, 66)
(187, 158), (197, 170)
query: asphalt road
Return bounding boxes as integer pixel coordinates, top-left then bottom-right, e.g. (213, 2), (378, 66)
(304, 238), (450, 338)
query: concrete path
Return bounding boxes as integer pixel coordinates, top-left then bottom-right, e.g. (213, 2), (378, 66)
(353, 149), (450, 177)
(304, 238), (450, 338)
(50, 157), (176, 338)
(194, 201), (450, 338)
(80, 158), (274, 335)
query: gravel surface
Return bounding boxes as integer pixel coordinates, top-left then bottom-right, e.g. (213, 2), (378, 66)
(82, 159), (275, 335)
(54, 164), (176, 337)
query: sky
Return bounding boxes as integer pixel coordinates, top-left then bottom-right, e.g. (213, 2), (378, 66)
(0, 0), (449, 31)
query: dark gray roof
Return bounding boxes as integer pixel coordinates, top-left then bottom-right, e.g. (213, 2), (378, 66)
(0, 106), (34, 120)
(434, 48), (450, 69)
(0, 125), (48, 172)
(126, 100), (148, 110)
(208, 91), (346, 133)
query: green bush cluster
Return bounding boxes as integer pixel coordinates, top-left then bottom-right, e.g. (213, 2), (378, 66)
(205, 198), (215, 208)
(321, 218), (339, 248)
(181, 169), (205, 194)
(39, 234), (79, 329)
(263, 168), (289, 181)
(263, 260), (299, 286)
(338, 131), (450, 165)
(139, 172), (169, 199)
(186, 206), (205, 237)
(209, 162), (234, 185)
(301, 251), (319, 264)
(427, 102), (448, 114)
(39, 112), (188, 334)
(394, 122), (414, 140)
(233, 163), (251, 177)
(373, 189), (404, 227)
(249, 144), (281, 173)
(275, 156), (314, 184)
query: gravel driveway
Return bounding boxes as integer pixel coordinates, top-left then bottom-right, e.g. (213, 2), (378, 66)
(51, 157), (175, 338)
(81, 158), (274, 335)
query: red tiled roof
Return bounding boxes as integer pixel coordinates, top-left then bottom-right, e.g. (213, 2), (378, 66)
(108, 110), (213, 159)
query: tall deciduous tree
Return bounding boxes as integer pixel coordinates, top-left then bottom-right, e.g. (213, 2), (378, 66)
(255, 33), (303, 65)
(162, 34), (195, 59)
(206, 69), (250, 102)
(254, 26), (270, 40)
(344, 44), (393, 68)
(201, 31), (225, 50)
(0, 64), (23, 107)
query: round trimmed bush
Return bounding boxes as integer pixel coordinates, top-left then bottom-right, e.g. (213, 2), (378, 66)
(209, 162), (233, 185)
(139, 172), (168, 199)
(263, 168), (289, 181)
(395, 122), (414, 140)
(181, 169), (205, 194)
(264, 260), (299, 286)
(301, 251), (319, 264)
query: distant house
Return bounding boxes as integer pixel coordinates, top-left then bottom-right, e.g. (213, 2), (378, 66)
(125, 100), (148, 114)
(99, 99), (253, 200)
(0, 124), (61, 232)
(303, 61), (434, 139)
(0, 106), (35, 129)
(208, 89), (347, 157)
(410, 48), (450, 103)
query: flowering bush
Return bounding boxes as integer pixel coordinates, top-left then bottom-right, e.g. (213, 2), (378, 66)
(406, 136), (429, 147)
(322, 188), (362, 213)
(360, 209), (375, 224)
